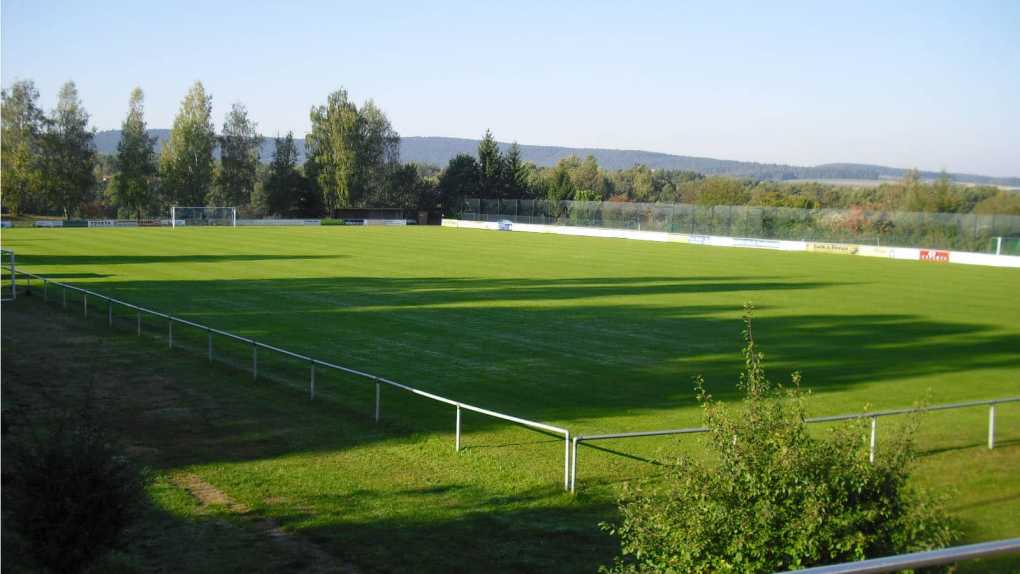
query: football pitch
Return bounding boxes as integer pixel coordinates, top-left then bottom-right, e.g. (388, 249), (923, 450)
(3, 225), (1019, 571)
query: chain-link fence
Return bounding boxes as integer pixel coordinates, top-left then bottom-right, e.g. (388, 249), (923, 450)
(462, 199), (1020, 253)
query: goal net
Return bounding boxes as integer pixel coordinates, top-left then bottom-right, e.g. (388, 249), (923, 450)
(171, 206), (237, 227)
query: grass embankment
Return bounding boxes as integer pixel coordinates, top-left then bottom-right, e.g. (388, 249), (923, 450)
(1, 226), (1018, 571)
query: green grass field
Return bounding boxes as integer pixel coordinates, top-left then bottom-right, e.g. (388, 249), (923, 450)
(2, 226), (1019, 572)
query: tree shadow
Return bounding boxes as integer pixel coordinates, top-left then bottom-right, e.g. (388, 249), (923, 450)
(22, 273), (1020, 438)
(18, 254), (342, 266)
(5, 297), (1017, 573)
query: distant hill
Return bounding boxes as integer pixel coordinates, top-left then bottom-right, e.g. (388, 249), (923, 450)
(92, 131), (1020, 187)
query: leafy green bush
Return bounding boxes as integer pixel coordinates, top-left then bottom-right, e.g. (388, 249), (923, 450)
(5, 415), (146, 573)
(602, 308), (956, 573)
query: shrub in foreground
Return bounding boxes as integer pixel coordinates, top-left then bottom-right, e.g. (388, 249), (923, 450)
(6, 415), (146, 573)
(602, 309), (956, 573)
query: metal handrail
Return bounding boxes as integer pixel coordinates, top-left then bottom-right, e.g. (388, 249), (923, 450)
(774, 537), (1020, 573)
(570, 397), (1020, 492)
(12, 268), (573, 490)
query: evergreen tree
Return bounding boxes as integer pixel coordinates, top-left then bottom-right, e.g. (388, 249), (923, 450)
(477, 129), (504, 198)
(1, 80), (46, 216)
(545, 158), (576, 201)
(112, 87), (157, 220)
(263, 132), (304, 216)
(212, 102), (262, 206)
(438, 154), (481, 215)
(503, 142), (532, 198)
(160, 82), (216, 208)
(39, 81), (97, 220)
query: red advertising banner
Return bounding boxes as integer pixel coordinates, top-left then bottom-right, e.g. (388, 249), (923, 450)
(920, 249), (950, 263)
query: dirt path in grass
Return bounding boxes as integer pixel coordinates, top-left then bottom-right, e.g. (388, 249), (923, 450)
(171, 473), (356, 574)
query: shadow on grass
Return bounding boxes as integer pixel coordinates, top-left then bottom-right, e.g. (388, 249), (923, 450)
(284, 485), (618, 574)
(5, 297), (1018, 574)
(18, 253), (342, 266)
(16, 273), (1020, 435)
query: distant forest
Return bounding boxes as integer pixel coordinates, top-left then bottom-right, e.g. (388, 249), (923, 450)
(93, 130), (1020, 188)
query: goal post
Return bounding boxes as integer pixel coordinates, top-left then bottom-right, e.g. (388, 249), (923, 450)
(170, 206), (237, 228)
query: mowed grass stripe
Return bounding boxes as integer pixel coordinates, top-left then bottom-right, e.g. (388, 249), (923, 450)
(3, 226), (1018, 431)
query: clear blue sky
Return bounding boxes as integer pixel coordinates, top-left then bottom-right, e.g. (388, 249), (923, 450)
(3, 0), (1018, 176)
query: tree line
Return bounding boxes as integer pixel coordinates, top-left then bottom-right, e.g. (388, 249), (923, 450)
(3, 79), (1018, 220)
(1, 80), (440, 220)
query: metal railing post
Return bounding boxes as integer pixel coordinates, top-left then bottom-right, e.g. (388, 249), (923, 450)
(989, 405), (996, 449)
(252, 344), (258, 380)
(455, 405), (461, 451)
(564, 432), (571, 491)
(83, 294), (88, 318)
(43, 280), (48, 302)
(374, 382), (380, 422)
(62, 287), (67, 309)
(869, 416), (877, 463)
(108, 301), (113, 327)
(310, 363), (315, 400)
(137, 311), (141, 336)
(207, 330), (213, 363)
(168, 320), (173, 349)
(570, 437), (579, 493)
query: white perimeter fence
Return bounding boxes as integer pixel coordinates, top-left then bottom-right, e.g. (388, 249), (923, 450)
(7, 268), (572, 490)
(570, 397), (1020, 492)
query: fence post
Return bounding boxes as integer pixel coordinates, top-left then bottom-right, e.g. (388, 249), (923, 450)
(455, 405), (461, 451)
(83, 294), (88, 318)
(252, 344), (258, 380)
(63, 287), (67, 309)
(564, 432), (571, 491)
(168, 320), (173, 349)
(570, 437), (579, 493)
(374, 382), (381, 422)
(108, 301), (113, 327)
(137, 311), (141, 336)
(207, 330), (213, 363)
(869, 416), (877, 463)
(310, 363), (315, 400)
(43, 280), (48, 302)
(988, 405), (996, 449)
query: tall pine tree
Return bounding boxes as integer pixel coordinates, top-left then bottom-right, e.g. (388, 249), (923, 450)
(504, 142), (531, 198)
(477, 129), (503, 198)
(263, 132), (303, 216)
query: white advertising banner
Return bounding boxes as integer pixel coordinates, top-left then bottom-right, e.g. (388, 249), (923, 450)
(442, 219), (1020, 269)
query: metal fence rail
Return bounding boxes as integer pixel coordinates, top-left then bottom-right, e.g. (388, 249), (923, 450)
(570, 397), (1020, 492)
(774, 537), (1020, 574)
(11, 268), (572, 490)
